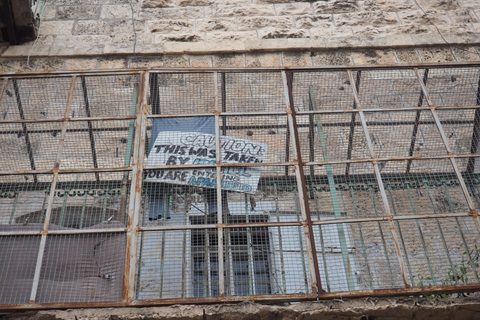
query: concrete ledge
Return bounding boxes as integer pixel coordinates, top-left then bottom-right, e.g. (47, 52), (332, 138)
(2, 37), (480, 58)
(2, 297), (480, 320)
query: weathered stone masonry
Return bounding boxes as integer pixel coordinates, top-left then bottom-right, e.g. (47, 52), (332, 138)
(1, 0), (480, 70)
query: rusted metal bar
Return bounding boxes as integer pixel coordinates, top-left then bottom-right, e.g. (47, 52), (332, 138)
(28, 76), (77, 303)
(214, 72), (226, 297)
(124, 71), (149, 303)
(0, 77), (8, 104)
(414, 69), (479, 220)
(406, 68), (428, 173)
(283, 70), (322, 296)
(345, 70), (361, 176)
(348, 69), (412, 289)
(80, 76), (100, 182)
(466, 74), (480, 173)
(12, 78), (37, 183)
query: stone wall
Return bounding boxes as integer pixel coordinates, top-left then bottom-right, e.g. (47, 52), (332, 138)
(1, 0), (480, 71)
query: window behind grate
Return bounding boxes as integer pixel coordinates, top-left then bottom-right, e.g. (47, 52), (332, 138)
(190, 215), (271, 297)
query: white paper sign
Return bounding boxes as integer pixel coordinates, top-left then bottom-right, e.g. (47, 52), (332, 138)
(144, 132), (268, 194)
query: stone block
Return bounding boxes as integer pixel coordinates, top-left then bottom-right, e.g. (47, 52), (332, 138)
(54, 35), (112, 47)
(42, 5), (57, 20)
(245, 52), (282, 67)
(196, 18), (237, 32)
(2, 45), (50, 57)
(64, 58), (98, 70)
(312, 51), (352, 66)
(97, 58), (130, 69)
(245, 39), (288, 51)
(311, 26), (353, 39)
(142, 0), (175, 8)
(258, 28), (309, 39)
(334, 11), (399, 26)
(449, 9), (479, 23)
(40, 21), (75, 35)
(57, 5), (101, 20)
(416, 0), (458, 10)
(74, 20), (112, 35)
(394, 49), (421, 64)
(140, 7), (205, 19)
(164, 40), (244, 54)
(275, 3), (312, 15)
(213, 53), (245, 67)
(238, 16), (293, 31)
(376, 0), (415, 12)
(295, 15), (332, 29)
(148, 20), (194, 33)
(163, 55), (189, 67)
(133, 57), (164, 68)
(206, 31), (257, 42)
(36, 58), (66, 71)
(189, 56), (213, 67)
(418, 48), (455, 63)
(283, 51), (312, 67)
(314, 0), (359, 14)
(398, 9), (450, 25)
(156, 33), (204, 44)
(113, 33), (154, 44)
(49, 45), (105, 56)
(450, 46), (480, 62)
(100, 5), (133, 19)
(0, 58), (38, 73)
(351, 49), (396, 65)
(178, 0), (213, 6)
(212, 4), (275, 17)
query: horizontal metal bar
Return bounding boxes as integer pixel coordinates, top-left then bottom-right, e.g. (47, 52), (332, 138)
(0, 116), (137, 125)
(1, 61), (479, 78)
(0, 167), (132, 176)
(0, 228), (127, 236)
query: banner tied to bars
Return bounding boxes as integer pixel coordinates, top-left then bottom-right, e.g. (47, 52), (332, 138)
(144, 132), (268, 194)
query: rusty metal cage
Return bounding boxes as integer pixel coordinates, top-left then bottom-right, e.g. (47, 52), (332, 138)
(1, 64), (480, 309)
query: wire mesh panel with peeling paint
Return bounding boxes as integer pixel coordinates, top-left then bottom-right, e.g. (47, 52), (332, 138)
(1, 66), (480, 309)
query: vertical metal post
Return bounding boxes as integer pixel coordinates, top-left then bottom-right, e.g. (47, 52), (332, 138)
(345, 71), (362, 176)
(213, 72), (225, 297)
(125, 71), (149, 304)
(309, 86), (355, 291)
(29, 76), (77, 303)
(80, 76), (100, 182)
(12, 79), (37, 183)
(283, 71), (322, 296)
(347, 69), (412, 288)
(406, 69), (428, 174)
(466, 74), (480, 173)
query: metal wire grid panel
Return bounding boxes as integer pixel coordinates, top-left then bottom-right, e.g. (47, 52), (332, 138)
(1, 65), (480, 309)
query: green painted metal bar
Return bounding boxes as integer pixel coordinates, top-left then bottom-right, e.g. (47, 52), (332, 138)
(349, 183), (373, 290)
(368, 184), (395, 287)
(309, 86), (355, 291)
(404, 182), (437, 286)
(79, 191), (88, 229)
(293, 191), (309, 293)
(314, 188), (332, 292)
(181, 193), (187, 298)
(58, 189), (69, 227)
(386, 184), (414, 285)
(273, 183), (287, 294)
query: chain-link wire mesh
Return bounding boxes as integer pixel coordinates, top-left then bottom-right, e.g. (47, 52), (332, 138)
(2, 66), (480, 308)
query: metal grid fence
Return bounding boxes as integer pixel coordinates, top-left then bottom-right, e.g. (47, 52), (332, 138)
(1, 64), (480, 309)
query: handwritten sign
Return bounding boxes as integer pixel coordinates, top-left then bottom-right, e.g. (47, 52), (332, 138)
(144, 132), (268, 194)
